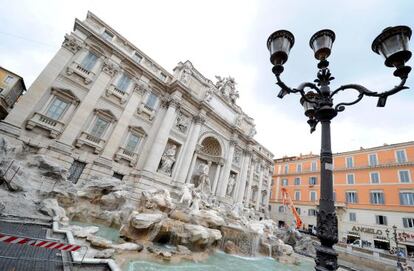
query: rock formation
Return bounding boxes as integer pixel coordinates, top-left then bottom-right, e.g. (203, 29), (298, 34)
(0, 135), (300, 265)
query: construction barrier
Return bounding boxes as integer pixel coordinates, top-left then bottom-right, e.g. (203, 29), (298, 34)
(0, 232), (82, 252)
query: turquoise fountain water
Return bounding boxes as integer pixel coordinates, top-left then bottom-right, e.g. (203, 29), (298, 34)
(126, 251), (315, 271)
(70, 221), (121, 243)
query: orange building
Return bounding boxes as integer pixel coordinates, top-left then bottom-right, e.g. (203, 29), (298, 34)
(270, 141), (414, 256)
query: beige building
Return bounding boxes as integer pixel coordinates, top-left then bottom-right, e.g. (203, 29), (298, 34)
(0, 67), (26, 120)
(270, 141), (414, 256)
(0, 12), (273, 212)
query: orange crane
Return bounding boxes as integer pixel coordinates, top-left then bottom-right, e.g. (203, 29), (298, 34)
(281, 187), (303, 229)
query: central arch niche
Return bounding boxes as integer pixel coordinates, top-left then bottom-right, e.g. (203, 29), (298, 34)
(188, 135), (224, 195)
(200, 136), (222, 157)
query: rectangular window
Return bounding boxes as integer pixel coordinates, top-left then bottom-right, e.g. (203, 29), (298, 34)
(284, 164), (289, 174)
(308, 209), (317, 216)
(346, 192), (358, 203)
(102, 30), (114, 41)
(116, 73), (131, 92)
(346, 157), (354, 168)
(400, 192), (414, 206)
(80, 52), (98, 72)
(294, 191), (301, 201)
(311, 161), (317, 172)
(370, 172), (380, 184)
(296, 163), (302, 173)
(294, 177), (301, 185)
(145, 92), (158, 110)
(396, 150), (407, 163)
(90, 117), (109, 138)
(375, 215), (387, 225)
(349, 212), (356, 222)
(4, 75), (14, 84)
(133, 52), (142, 63)
(369, 154), (378, 166)
(160, 73), (167, 81)
(403, 217), (414, 228)
(309, 176), (317, 185)
(295, 207), (301, 215)
(278, 206), (285, 213)
(399, 170), (411, 183)
(125, 133), (141, 152)
(45, 98), (69, 120)
(370, 191), (385, 204)
(346, 174), (355, 184)
(281, 178), (288, 186)
(310, 191), (317, 201)
(113, 172), (124, 180)
(68, 160), (86, 184)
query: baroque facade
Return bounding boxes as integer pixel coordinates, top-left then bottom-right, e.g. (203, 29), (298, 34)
(0, 12), (273, 212)
(270, 141), (414, 256)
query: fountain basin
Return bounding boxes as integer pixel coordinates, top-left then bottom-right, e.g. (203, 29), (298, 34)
(125, 251), (314, 271)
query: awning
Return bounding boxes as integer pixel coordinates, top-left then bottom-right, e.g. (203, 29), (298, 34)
(373, 239), (389, 243)
(347, 234), (360, 238)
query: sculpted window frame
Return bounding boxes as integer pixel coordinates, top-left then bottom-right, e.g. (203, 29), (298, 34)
(75, 109), (117, 154)
(25, 87), (80, 138)
(115, 126), (147, 166)
(137, 89), (160, 121)
(66, 46), (105, 85)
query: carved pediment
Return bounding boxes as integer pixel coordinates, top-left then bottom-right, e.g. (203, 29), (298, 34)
(129, 125), (146, 136)
(94, 108), (117, 121)
(51, 87), (80, 104)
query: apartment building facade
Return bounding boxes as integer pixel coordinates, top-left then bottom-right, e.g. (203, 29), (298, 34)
(270, 141), (414, 256)
(0, 67), (26, 120)
(0, 12), (274, 212)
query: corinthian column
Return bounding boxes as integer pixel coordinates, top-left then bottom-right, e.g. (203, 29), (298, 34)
(236, 149), (251, 203)
(245, 159), (255, 207)
(217, 138), (236, 197)
(175, 113), (205, 183)
(143, 93), (181, 172)
(256, 162), (265, 210)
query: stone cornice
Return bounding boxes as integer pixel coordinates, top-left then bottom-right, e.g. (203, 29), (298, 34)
(62, 34), (83, 54)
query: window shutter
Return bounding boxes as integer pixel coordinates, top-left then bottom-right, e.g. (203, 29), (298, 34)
(375, 215), (379, 224)
(384, 216), (387, 225)
(403, 218), (408, 228)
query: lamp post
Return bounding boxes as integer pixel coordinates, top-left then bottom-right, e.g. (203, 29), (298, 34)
(267, 26), (412, 271)
(386, 225), (402, 270)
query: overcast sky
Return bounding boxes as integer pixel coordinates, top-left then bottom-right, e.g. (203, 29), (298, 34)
(1, 0), (413, 157)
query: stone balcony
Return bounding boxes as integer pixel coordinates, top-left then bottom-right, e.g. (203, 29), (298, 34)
(114, 147), (138, 166)
(137, 102), (156, 120)
(105, 84), (128, 104)
(75, 131), (105, 154)
(26, 112), (65, 138)
(66, 61), (95, 84)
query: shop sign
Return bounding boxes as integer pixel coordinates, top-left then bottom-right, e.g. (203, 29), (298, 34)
(398, 232), (414, 242)
(352, 226), (383, 235)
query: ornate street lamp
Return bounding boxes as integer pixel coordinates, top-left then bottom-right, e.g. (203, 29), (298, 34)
(267, 26), (412, 271)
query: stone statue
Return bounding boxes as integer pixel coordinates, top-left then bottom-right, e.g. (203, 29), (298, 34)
(226, 173), (236, 196)
(248, 126), (257, 137)
(176, 112), (189, 133)
(179, 183), (193, 208)
(203, 87), (215, 102)
(190, 190), (201, 214)
(196, 163), (211, 195)
(158, 144), (177, 175)
(214, 76), (238, 104)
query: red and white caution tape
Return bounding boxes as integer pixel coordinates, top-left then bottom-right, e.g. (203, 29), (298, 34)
(0, 233), (81, 252)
